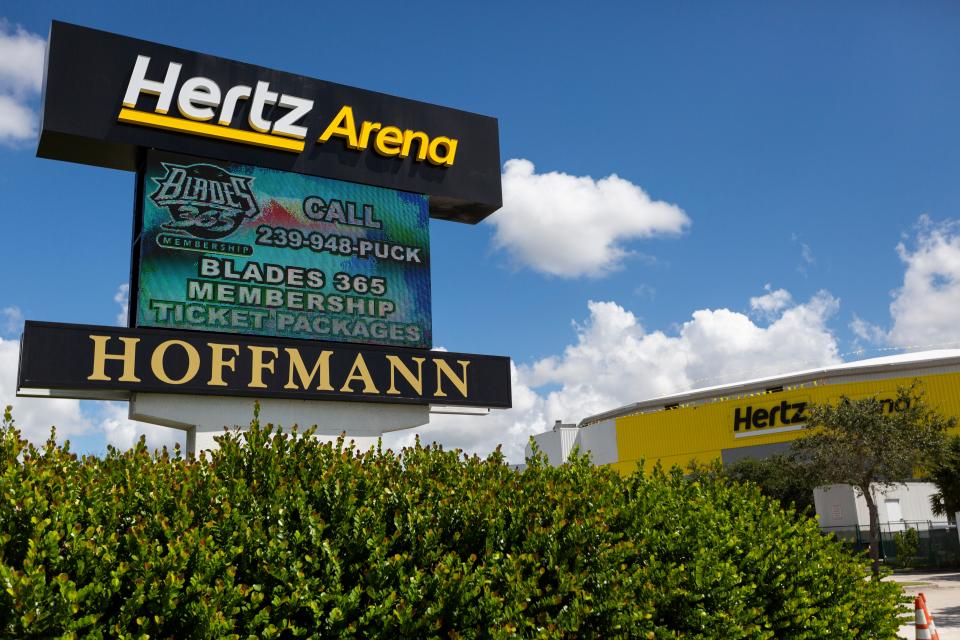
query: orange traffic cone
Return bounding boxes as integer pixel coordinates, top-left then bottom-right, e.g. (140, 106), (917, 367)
(916, 593), (940, 640)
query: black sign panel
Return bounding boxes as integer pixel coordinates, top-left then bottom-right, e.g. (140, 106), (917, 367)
(17, 322), (512, 408)
(38, 22), (502, 224)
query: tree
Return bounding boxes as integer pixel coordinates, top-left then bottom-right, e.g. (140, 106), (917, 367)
(687, 455), (818, 514)
(892, 527), (919, 569)
(791, 382), (954, 578)
(929, 434), (960, 521)
(726, 454), (818, 514)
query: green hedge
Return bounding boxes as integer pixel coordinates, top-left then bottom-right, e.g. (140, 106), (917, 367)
(0, 408), (905, 638)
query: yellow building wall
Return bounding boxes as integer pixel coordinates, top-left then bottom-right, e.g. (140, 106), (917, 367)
(609, 371), (960, 475)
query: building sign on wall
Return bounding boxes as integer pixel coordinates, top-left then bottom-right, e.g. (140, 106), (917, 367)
(602, 372), (960, 475)
(134, 151), (431, 348)
(18, 322), (511, 409)
(731, 392), (912, 438)
(732, 395), (811, 438)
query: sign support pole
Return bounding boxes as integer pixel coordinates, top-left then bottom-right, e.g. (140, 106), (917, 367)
(129, 393), (430, 455)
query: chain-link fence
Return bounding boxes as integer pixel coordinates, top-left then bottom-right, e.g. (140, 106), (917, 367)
(821, 520), (960, 568)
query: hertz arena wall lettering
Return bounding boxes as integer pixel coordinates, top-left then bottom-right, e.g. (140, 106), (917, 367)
(134, 151), (431, 347)
(18, 322), (511, 408)
(38, 21), (501, 223)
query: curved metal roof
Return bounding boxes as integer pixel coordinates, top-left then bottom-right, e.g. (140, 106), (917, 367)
(579, 349), (960, 427)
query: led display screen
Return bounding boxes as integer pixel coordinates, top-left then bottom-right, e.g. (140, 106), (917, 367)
(134, 150), (431, 348)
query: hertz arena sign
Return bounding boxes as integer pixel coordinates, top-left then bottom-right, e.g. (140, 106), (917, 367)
(37, 23), (500, 222)
(18, 22), (510, 412)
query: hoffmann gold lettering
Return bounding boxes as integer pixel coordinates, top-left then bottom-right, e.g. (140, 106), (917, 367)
(434, 359), (470, 397)
(386, 355), (425, 395)
(208, 343), (240, 386)
(248, 346), (279, 389)
(87, 335), (142, 382)
(84, 335), (477, 401)
(150, 340), (200, 385)
(339, 353), (379, 393)
(284, 348), (334, 391)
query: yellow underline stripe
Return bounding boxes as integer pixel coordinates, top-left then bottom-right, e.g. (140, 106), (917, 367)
(117, 109), (305, 153)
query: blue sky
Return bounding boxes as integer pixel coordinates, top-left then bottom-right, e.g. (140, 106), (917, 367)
(2, 2), (960, 460)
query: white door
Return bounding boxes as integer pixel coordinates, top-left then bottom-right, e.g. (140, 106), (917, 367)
(885, 499), (904, 532)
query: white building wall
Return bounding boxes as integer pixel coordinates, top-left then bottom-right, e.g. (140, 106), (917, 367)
(527, 421), (620, 467)
(814, 481), (945, 529)
(560, 427), (580, 460)
(575, 419), (619, 466)
(815, 484), (862, 528)
(528, 430), (564, 466)
(526, 420), (619, 467)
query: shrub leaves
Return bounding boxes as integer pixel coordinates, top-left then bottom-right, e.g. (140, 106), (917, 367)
(0, 410), (905, 638)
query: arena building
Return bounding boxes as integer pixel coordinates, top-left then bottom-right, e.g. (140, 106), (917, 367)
(530, 349), (960, 472)
(529, 350), (960, 534)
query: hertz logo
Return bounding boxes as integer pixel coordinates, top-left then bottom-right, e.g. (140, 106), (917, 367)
(733, 400), (808, 433)
(732, 395), (911, 435)
(118, 55), (458, 165)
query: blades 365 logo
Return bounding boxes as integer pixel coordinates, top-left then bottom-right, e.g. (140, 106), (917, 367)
(150, 162), (260, 239)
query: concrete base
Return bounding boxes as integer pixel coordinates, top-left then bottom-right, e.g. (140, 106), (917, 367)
(129, 393), (430, 455)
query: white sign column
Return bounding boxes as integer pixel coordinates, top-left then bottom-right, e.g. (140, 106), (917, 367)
(130, 393), (430, 455)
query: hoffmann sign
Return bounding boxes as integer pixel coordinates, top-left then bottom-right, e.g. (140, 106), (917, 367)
(18, 22), (511, 411)
(19, 322), (509, 408)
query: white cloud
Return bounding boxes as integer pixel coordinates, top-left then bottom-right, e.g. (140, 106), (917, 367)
(849, 315), (886, 345)
(114, 283), (129, 326)
(633, 283), (656, 299)
(486, 159), (690, 278)
(0, 20), (44, 95)
(0, 306), (22, 335)
(0, 93), (37, 142)
(791, 234), (816, 277)
(100, 402), (184, 452)
(888, 216), (960, 349)
(750, 284), (792, 319)
(0, 20), (44, 145)
(0, 337), (93, 442)
(384, 289), (841, 462)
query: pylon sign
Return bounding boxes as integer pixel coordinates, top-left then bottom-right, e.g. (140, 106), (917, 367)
(18, 21), (511, 412)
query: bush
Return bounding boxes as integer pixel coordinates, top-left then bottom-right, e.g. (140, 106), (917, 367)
(893, 528), (920, 568)
(687, 455), (818, 514)
(0, 408), (906, 638)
